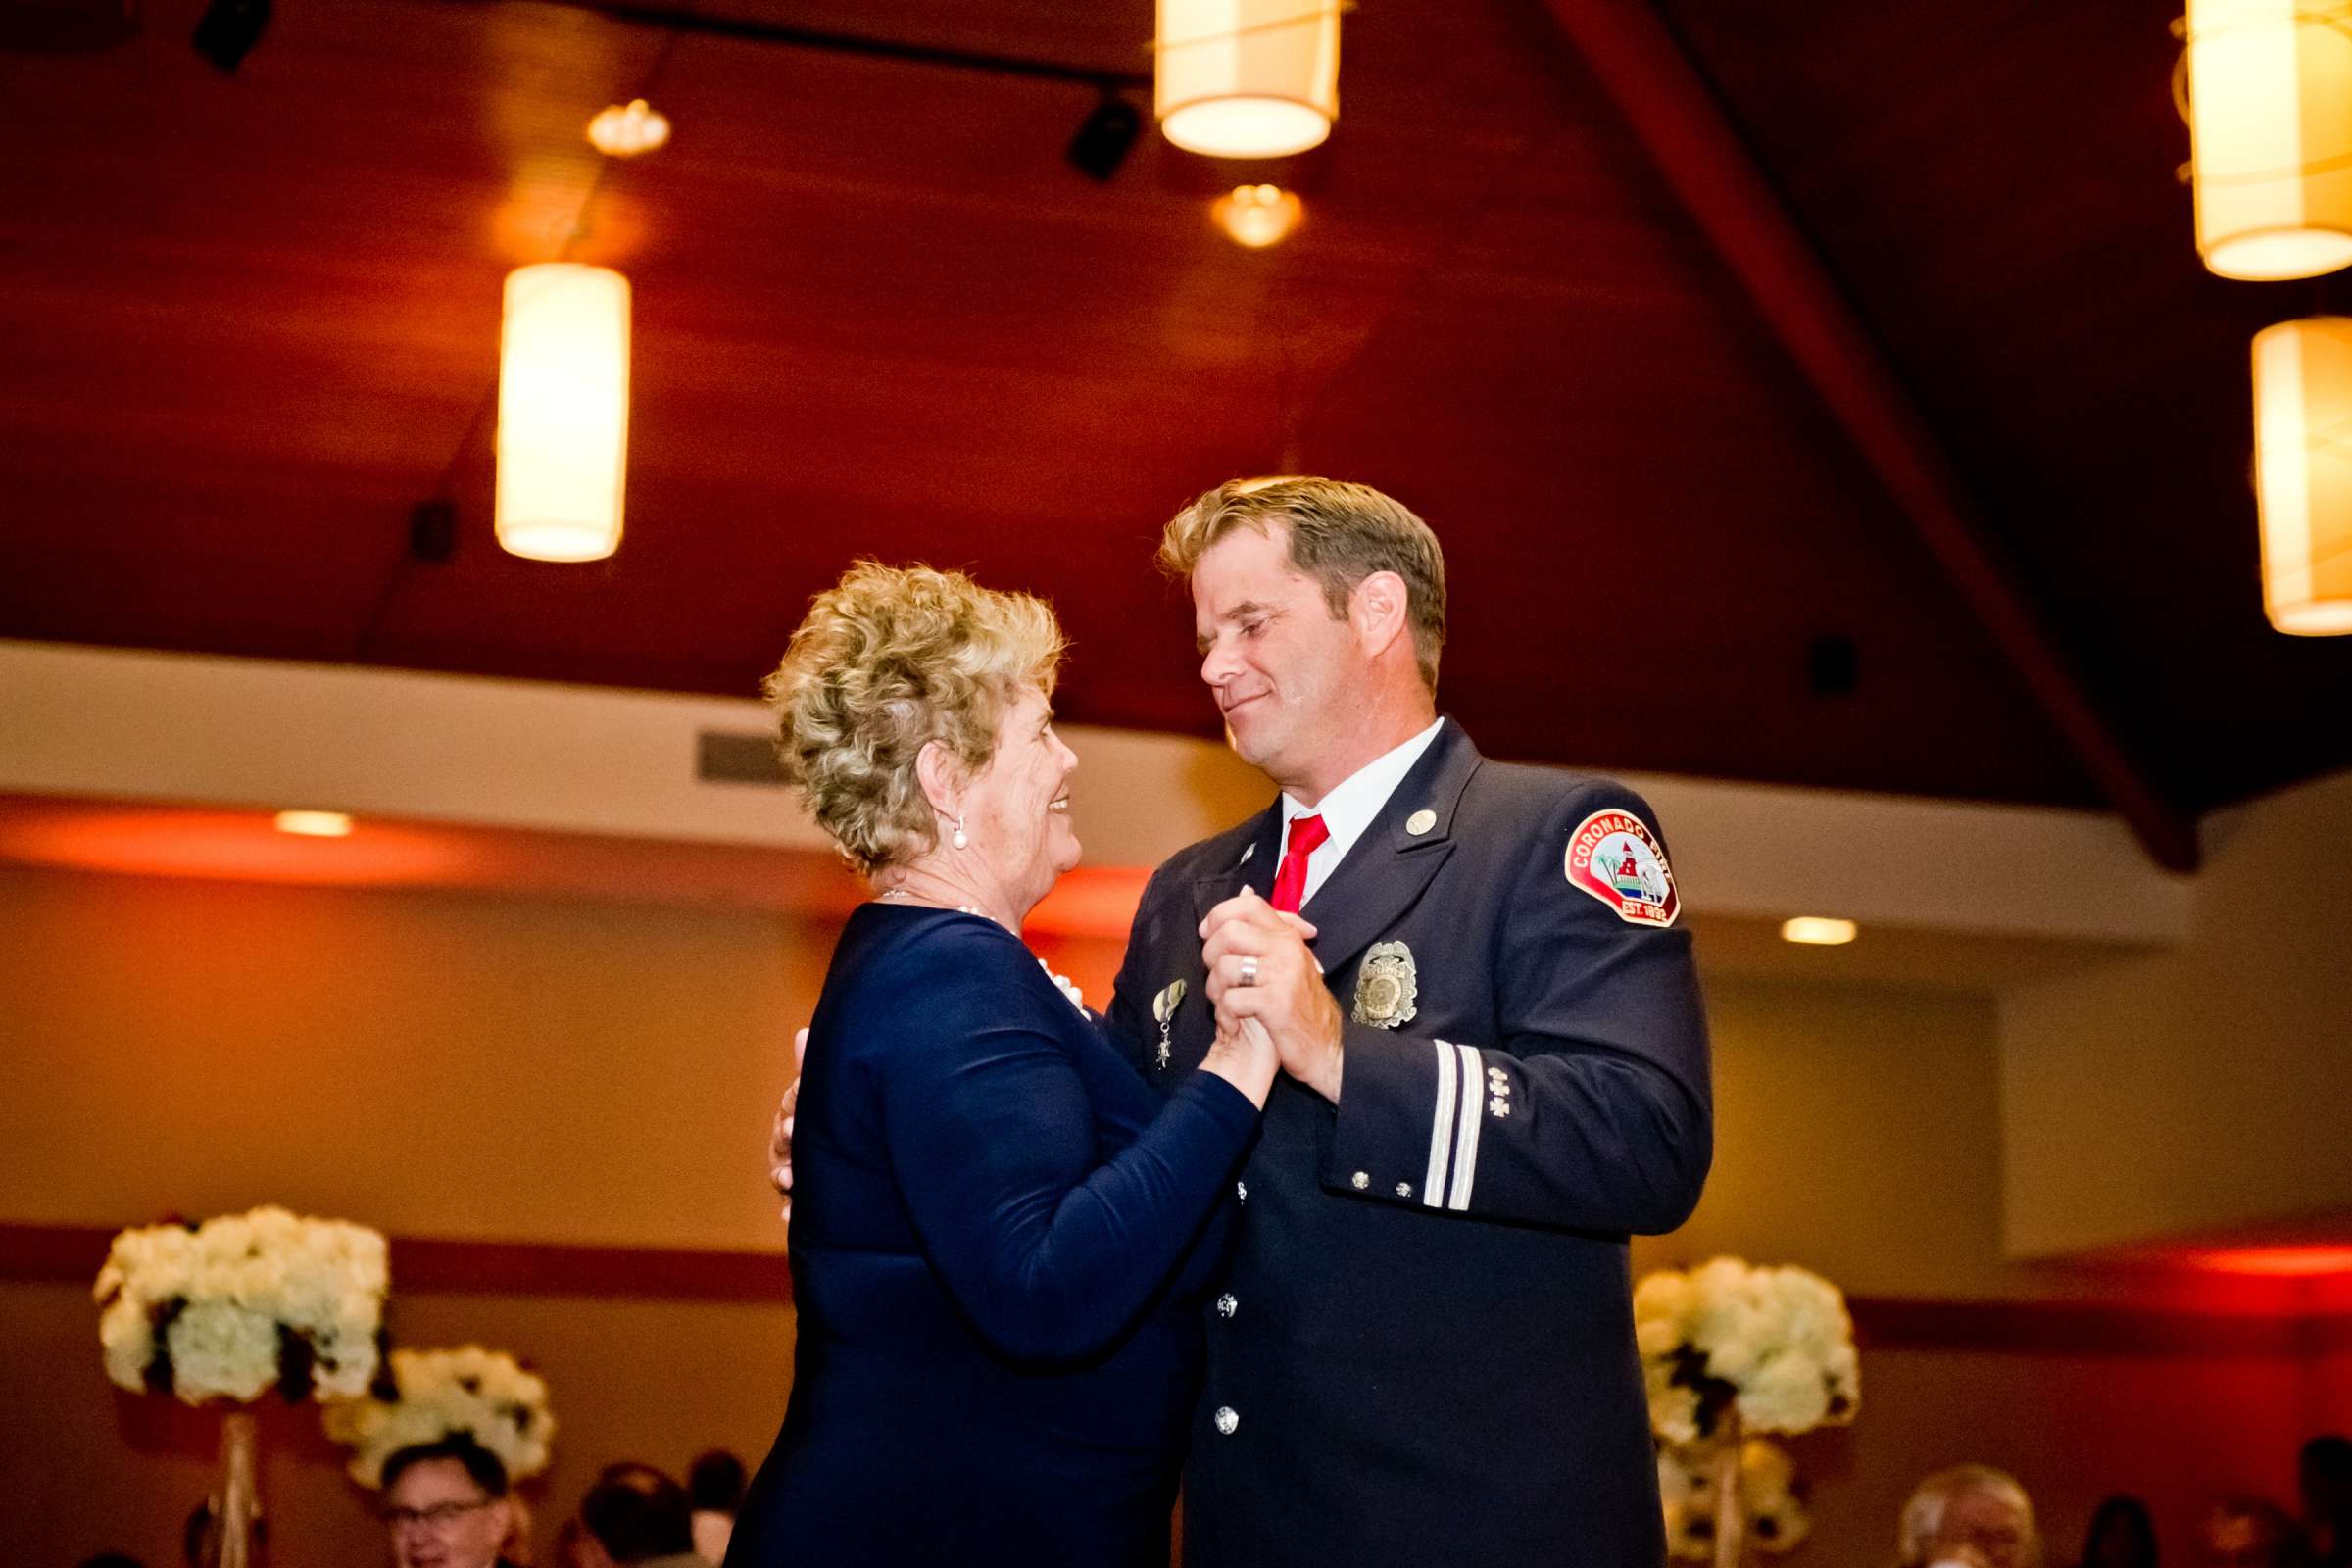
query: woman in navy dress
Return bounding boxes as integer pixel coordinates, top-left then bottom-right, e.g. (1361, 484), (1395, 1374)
(727, 564), (1284, 1568)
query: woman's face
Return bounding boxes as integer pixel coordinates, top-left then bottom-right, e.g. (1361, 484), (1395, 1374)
(957, 684), (1079, 913)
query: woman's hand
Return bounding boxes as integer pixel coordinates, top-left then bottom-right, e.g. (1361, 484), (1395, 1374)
(1199, 1016), (1281, 1108)
(769, 1026), (808, 1221)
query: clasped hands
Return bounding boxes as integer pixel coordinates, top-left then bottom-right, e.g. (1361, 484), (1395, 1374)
(1200, 888), (1346, 1104)
(768, 888), (1345, 1219)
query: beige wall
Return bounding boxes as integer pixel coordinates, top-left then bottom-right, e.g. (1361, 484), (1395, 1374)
(1644, 981), (2018, 1299)
(3, 863), (2344, 1568)
(1643, 980), (2344, 1564)
(0, 866), (818, 1249)
(2000, 768), (2352, 1259)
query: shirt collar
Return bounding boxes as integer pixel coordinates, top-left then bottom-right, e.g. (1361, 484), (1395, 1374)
(1281, 716), (1446, 844)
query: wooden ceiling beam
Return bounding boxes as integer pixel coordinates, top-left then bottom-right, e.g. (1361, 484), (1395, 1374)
(1538, 0), (2200, 872)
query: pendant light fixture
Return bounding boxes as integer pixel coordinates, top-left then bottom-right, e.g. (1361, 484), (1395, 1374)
(2183, 0), (2352, 280)
(495, 263), (631, 564)
(1155, 0), (1341, 159)
(2252, 317), (2352, 633)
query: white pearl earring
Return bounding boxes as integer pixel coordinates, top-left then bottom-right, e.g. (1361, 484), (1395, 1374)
(952, 815), (968, 851)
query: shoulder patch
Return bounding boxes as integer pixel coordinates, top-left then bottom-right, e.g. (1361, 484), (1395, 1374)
(1564, 808), (1680, 927)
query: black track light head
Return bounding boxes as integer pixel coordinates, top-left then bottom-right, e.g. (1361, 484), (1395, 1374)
(191, 0), (270, 73)
(1067, 94), (1141, 182)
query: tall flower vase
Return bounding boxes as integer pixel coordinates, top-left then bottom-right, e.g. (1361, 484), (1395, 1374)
(206, 1409), (260, 1568)
(1711, 1408), (1745, 1568)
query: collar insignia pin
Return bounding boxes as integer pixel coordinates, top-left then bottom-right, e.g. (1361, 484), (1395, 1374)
(1405, 808), (1437, 836)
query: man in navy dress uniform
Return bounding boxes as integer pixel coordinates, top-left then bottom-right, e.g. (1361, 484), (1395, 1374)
(1102, 477), (1713, 1567)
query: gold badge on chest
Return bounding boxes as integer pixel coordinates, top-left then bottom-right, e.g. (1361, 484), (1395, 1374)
(1351, 941), (1419, 1029)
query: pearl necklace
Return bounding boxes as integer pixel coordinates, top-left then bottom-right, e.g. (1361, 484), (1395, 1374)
(877, 887), (986, 918)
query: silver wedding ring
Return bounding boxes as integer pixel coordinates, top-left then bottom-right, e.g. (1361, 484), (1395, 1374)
(1237, 956), (1259, 988)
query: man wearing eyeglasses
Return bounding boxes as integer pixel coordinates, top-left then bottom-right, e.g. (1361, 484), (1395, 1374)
(380, 1437), (517, 1568)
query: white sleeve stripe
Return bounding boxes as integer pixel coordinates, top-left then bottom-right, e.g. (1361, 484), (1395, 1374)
(1446, 1041), (1485, 1210)
(1423, 1039), (1457, 1205)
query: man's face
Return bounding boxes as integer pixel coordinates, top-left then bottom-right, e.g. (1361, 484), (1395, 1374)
(383, 1457), (511, 1568)
(1192, 523), (1363, 793)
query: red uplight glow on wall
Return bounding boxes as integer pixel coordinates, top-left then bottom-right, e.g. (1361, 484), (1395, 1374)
(1026, 866), (1153, 940)
(0, 805), (466, 888)
(2187, 1246), (2352, 1277)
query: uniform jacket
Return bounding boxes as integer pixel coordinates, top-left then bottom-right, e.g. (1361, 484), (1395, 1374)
(1105, 719), (1713, 1567)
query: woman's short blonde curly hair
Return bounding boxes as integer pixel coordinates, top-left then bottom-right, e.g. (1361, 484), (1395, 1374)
(763, 562), (1065, 876)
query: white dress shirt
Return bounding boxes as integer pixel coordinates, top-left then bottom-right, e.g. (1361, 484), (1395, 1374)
(1279, 717), (1446, 907)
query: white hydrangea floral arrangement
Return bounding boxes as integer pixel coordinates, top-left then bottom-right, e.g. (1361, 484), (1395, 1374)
(1634, 1256), (1859, 1446)
(93, 1206), (389, 1405)
(322, 1346), (556, 1489)
(1658, 1439), (1810, 1559)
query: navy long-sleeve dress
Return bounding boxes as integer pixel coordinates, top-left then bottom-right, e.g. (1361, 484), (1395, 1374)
(728, 904), (1258, 1568)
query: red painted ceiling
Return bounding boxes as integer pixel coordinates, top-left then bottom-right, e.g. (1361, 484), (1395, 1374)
(0, 0), (2345, 831)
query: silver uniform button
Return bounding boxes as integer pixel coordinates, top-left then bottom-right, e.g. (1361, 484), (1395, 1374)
(1350, 1171), (1370, 1190)
(1214, 1406), (1240, 1436)
(1396, 1182), (1413, 1199)
(1216, 1294), (1238, 1318)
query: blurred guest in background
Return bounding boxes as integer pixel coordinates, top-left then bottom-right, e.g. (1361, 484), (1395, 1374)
(2079, 1494), (2159, 1568)
(2304, 1437), (2352, 1567)
(1898, 1464), (2042, 1568)
(571, 1463), (701, 1568)
(2205, 1496), (2312, 1568)
(686, 1451), (745, 1563)
(380, 1435), (517, 1568)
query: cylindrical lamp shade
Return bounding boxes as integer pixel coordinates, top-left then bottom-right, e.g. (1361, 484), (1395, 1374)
(2252, 318), (2352, 634)
(1156, 0), (1339, 159)
(2186, 0), (2352, 280)
(496, 264), (630, 563)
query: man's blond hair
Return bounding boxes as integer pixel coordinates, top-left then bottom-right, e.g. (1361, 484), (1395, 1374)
(1157, 477), (1447, 690)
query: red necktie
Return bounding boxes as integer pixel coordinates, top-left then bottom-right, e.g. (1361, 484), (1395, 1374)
(1269, 813), (1330, 913)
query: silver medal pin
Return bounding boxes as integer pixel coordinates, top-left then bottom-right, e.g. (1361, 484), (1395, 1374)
(1152, 979), (1188, 1068)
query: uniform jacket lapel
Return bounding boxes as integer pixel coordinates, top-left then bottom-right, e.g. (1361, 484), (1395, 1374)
(1298, 720), (1482, 975)
(1193, 805), (1283, 925)
(1160, 809), (1284, 1067)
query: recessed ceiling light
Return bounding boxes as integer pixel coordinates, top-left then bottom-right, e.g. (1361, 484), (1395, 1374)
(274, 810), (353, 838)
(588, 99), (670, 159)
(1214, 184), (1303, 249)
(1780, 916), (1857, 946)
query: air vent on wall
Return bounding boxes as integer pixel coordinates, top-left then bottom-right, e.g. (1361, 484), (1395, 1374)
(697, 730), (785, 786)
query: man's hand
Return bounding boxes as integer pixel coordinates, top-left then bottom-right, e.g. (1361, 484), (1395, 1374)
(1200, 889), (1344, 1102)
(769, 1026), (808, 1221)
